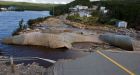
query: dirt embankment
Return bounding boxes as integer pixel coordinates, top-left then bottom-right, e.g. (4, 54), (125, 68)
(64, 20), (140, 39)
(64, 19), (140, 51)
(0, 62), (47, 75)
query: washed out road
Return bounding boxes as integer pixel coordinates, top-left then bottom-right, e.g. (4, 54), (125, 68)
(54, 50), (140, 75)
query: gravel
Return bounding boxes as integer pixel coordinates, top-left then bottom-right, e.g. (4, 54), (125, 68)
(0, 62), (48, 75)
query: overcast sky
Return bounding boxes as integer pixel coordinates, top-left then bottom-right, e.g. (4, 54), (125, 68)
(0, 0), (99, 4)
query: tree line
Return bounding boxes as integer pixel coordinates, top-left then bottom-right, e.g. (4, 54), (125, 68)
(101, 0), (140, 29)
(50, 0), (140, 30)
(50, 0), (92, 16)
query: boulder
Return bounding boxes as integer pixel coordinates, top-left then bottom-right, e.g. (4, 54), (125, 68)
(2, 32), (103, 49)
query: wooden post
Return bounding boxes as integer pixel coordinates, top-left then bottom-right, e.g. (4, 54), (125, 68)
(10, 56), (15, 73)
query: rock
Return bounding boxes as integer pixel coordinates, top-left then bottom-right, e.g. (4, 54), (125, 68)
(26, 28), (31, 31)
(2, 32), (103, 49)
(34, 28), (40, 32)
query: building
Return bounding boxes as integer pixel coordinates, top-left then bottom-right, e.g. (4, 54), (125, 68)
(0, 6), (16, 11)
(0, 7), (8, 11)
(116, 21), (128, 28)
(103, 10), (108, 14)
(78, 11), (92, 17)
(100, 6), (108, 14)
(100, 6), (106, 11)
(8, 6), (17, 11)
(69, 5), (88, 11)
(69, 5), (91, 17)
(76, 5), (88, 10)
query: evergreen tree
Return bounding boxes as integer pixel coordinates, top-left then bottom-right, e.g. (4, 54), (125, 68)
(68, 0), (92, 7)
(101, 0), (140, 29)
(50, 0), (92, 16)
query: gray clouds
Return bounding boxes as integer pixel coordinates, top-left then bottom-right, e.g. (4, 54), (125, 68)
(0, 0), (99, 4)
(0, 0), (74, 4)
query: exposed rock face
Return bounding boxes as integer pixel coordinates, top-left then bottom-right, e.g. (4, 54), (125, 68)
(2, 32), (103, 49)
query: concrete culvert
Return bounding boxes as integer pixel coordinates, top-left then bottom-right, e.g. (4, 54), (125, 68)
(100, 34), (134, 51)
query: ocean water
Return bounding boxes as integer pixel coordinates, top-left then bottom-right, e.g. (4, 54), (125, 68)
(0, 11), (87, 67)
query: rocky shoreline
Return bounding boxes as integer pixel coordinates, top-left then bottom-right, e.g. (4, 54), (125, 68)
(2, 17), (105, 49)
(1, 16), (140, 74)
(2, 16), (140, 51)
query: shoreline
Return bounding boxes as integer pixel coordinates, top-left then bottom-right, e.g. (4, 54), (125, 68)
(3, 16), (139, 51)
(0, 14), (140, 75)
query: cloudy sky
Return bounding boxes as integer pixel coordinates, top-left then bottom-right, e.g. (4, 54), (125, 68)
(0, 0), (99, 4)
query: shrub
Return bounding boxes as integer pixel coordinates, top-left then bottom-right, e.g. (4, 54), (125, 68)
(12, 19), (27, 35)
(66, 14), (81, 22)
(102, 0), (140, 29)
(91, 11), (100, 17)
(106, 18), (120, 25)
(85, 17), (99, 25)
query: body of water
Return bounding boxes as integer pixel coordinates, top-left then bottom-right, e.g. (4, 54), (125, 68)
(0, 11), (87, 67)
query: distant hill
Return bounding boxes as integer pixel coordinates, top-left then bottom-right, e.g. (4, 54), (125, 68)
(0, 1), (60, 11)
(50, 0), (93, 16)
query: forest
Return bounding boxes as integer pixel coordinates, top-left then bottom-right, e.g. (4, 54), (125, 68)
(51, 0), (140, 29)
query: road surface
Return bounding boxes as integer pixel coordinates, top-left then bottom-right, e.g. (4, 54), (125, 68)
(51, 50), (140, 75)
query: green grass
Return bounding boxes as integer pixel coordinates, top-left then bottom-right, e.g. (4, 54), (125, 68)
(0, 1), (60, 11)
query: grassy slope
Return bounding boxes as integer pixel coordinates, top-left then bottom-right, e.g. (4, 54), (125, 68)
(0, 1), (60, 11)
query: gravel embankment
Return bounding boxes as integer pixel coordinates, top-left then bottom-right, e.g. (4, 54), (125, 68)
(0, 62), (47, 75)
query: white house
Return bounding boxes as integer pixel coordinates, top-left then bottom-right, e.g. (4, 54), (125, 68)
(0, 7), (8, 11)
(0, 6), (16, 11)
(69, 5), (88, 12)
(103, 10), (108, 14)
(76, 5), (88, 10)
(69, 5), (92, 17)
(100, 6), (108, 14)
(116, 21), (128, 28)
(78, 11), (92, 17)
(100, 6), (106, 11)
